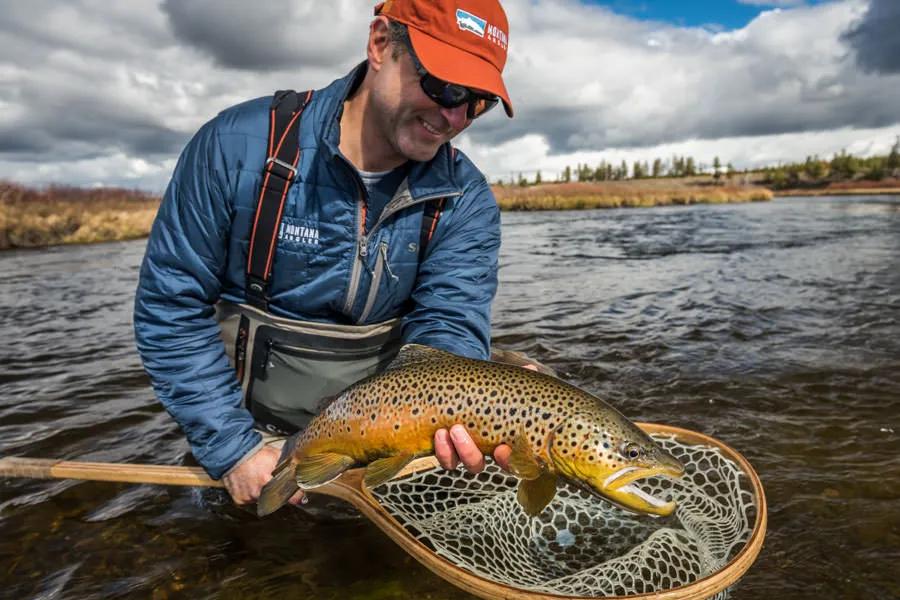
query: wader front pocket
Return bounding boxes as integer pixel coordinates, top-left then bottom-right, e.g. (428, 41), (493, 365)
(246, 326), (400, 433)
(216, 301), (402, 434)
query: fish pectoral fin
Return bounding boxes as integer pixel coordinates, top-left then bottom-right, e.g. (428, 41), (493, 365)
(364, 453), (417, 489)
(516, 471), (558, 517)
(295, 452), (356, 488)
(507, 434), (542, 480)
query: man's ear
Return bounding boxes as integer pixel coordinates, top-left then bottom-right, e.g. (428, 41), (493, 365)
(367, 16), (392, 72)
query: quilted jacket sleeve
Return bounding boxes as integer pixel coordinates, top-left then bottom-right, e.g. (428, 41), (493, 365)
(133, 118), (261, 479)
(402, 177), (500, 360)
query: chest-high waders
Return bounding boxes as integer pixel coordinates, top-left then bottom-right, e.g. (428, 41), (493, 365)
(216, 90), (447, 436)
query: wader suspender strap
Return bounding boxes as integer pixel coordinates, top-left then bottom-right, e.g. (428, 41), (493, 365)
(418, 197), (446, 262)
(246, 89), (313, 310)
(416, 147), (455, 262)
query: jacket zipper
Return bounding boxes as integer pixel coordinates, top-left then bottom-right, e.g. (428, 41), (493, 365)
(342, 180), (462, 323)
(359, 241), (400, 323)
(342, 175), (367, 315)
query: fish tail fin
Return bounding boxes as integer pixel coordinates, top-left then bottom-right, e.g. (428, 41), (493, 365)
(257, 462), (299, 517)
(256, 432), (303, 517)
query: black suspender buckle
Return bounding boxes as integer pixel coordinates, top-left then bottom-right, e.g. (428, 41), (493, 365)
(246, 274), (269, 310)
(265, 157), (297, 181)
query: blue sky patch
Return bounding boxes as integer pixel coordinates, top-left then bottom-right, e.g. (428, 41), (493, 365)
(584, 0), (829, 29)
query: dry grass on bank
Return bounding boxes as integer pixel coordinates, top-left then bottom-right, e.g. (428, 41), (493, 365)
(0, 181), (160, 250)
(491, 180), (773, 211)
(2, 178), (776, 250)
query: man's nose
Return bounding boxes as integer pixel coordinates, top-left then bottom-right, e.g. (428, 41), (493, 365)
(439, 103), (470, 131)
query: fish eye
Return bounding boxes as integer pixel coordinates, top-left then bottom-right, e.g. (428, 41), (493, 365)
(620, 442), (643, 460)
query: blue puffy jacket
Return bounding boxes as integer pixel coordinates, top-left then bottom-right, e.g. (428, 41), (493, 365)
(133, 63), (501, 478)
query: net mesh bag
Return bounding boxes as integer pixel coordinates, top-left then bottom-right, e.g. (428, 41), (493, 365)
(371, 433), (758, 598)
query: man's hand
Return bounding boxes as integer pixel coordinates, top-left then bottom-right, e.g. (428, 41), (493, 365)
(434, 424), (512, 473)
(222, 445), (305, 507)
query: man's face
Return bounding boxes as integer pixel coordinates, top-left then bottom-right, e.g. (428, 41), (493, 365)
(371, 45), (473, 163)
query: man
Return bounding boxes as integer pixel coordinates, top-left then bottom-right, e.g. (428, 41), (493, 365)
(134, 0), (519, 509)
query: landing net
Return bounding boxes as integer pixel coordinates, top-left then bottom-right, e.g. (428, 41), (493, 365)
(371, 432), (760, 598)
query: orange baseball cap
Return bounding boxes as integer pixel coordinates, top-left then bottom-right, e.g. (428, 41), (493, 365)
(374, 0), (513, 117)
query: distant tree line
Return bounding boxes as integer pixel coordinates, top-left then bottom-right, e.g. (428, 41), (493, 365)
(762, 138), (900, 189)
(498, 137), (900, 188)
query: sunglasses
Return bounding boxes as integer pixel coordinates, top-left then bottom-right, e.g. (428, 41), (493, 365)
(403, 37), (499, 120)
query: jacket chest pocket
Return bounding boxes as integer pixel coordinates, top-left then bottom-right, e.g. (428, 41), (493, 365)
(359, 240), (417, 323)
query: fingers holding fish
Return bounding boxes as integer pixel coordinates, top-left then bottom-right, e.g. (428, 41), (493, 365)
(287, 489), (307, 507)
(434, 427), (460, 470)
(492, 443), (512, 471)
(223, 445), (282, 505)
(450, 424), (486, 474)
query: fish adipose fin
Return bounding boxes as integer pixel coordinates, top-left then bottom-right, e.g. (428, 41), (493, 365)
(256, 432), (304, 517)
(507, 434), (542, 480)
(364, 453), (417, 489)
(517, 471), (558, 516)
(296, 452), (356, 488)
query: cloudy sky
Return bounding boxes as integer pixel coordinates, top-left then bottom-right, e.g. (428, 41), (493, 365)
(1, 0), (898, 190)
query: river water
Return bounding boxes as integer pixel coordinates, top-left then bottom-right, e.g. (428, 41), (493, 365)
(0, 196), (898, 599)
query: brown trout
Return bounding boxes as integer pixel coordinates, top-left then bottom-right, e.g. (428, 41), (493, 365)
(257, 344), (684, 517)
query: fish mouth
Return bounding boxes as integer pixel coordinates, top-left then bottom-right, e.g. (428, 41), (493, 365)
(597, 460), (685, 517)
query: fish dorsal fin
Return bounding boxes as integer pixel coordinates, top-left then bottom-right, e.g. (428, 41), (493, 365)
(507, 433), (543, 480)
(384, 344), (454, 372)
(517, 471), (558, 517)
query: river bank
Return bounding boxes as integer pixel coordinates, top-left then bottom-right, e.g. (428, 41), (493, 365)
(6, 177), (900, 250)
(1, 179), (779, 251)
(771, 178), (900, 196)
(0, 182), (158, 250)
(492, 180), (772, 210)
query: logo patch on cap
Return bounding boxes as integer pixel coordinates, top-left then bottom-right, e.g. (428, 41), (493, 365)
(456, 8), (486, 37)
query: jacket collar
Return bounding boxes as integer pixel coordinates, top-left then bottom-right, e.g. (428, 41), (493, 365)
(318, 61), (461, 201)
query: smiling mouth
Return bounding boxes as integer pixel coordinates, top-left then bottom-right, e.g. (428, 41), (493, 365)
(418, 117), (445, 137)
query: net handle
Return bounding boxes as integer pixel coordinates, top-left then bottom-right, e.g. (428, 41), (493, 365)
(0, 423), (766, 600)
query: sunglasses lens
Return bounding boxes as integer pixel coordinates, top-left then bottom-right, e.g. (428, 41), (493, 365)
(422, 76), (466, 108)
(420, 73), (500, 119)
(468, 96), (499, 119)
